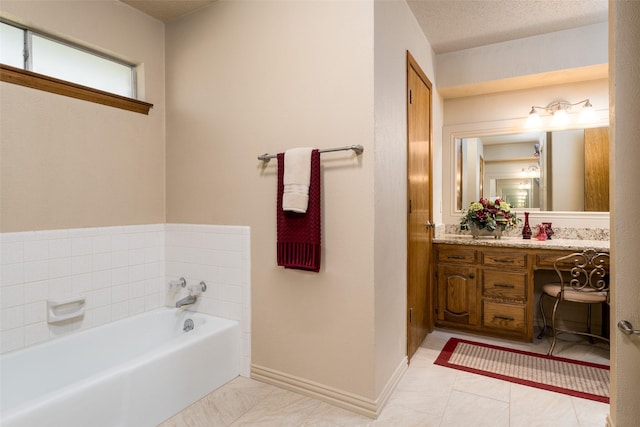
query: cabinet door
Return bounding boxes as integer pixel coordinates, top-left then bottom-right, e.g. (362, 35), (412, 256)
(437, 264), (477, 325)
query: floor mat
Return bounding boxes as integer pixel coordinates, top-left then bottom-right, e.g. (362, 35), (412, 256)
(434, 337), (609, 403)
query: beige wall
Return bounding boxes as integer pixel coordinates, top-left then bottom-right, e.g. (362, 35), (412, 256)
(166, 0), (377, 400)
(437, 22), (607, 93)
(165, 0), (442, 408)
(0, 1), (165, 232)
(373, 0), (440, 397)
(609, 1), (640, 425)
(443, 79), (609, 128)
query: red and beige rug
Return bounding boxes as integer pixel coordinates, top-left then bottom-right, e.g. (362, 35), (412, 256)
(434, 338), (610, 403)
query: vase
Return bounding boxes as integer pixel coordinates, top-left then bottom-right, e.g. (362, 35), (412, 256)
(469, 222), (503, 239)
(522, 212), (532, 239)
(536, 226), (547, 241)
(542, 222), (554, 240)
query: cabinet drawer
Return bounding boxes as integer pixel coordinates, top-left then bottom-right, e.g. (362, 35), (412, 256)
(483, 302), (526, 333)
(438, 247), (477, 264)
(483, 271), (526, 300)
(482, 251), (526, 268)
(536, 251), (610, 271)
(536, 252), (574, 269)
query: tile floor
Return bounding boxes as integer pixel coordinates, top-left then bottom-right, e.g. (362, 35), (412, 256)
(159, 329), (610, 426)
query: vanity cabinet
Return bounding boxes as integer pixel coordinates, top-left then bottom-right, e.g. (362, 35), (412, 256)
(434, 241), (609, 342)
(435, 244), (532, 341)
(436, 247), (478, 326)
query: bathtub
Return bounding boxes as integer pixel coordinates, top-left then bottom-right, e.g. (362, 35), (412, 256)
(0, 308), (240, 427)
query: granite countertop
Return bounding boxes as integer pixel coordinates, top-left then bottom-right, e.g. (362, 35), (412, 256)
(433, 234), (610, 252)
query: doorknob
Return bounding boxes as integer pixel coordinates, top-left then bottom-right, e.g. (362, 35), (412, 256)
(425, 220), (435, 229)
(618, 320), (640, 335)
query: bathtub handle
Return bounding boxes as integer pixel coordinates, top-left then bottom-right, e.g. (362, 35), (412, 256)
(47, 296), (86, 323)
(187, 281), (207, 295)
(169, 277), (187, 290)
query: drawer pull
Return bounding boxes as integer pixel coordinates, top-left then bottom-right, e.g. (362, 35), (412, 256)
(448, 255), (466, 260)
(493, 258), (514, 263)
(494, 283), (515, 289)
(494, 315), (515, 321)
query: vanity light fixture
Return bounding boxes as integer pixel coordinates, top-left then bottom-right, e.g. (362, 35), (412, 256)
(526, 99), (594, 129)
(521, 165), (540, 178)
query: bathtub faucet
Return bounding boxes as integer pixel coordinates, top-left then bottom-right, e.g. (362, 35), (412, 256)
(175, 281), (207, 308)
(175, 294), (197, 308)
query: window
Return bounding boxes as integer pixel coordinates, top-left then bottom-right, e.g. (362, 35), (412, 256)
(0, 20), (152, 114)
(0, 22), (23, 68)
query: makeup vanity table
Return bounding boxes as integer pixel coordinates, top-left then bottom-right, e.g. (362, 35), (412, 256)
(432, 235), (610, 342)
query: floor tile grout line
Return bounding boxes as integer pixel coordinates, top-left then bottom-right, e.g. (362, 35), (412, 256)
(229, 382), (281, 426)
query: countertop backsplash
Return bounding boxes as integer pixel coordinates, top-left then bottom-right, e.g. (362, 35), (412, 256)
(441, 224), (610, 241)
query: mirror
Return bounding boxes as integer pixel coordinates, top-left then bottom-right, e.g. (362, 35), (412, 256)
(455, 127), (609, 213)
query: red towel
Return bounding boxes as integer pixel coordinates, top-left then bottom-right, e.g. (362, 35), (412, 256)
(277, 150), (321, 272)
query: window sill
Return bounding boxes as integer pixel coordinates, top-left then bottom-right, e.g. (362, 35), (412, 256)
(0, 64), (153, 115)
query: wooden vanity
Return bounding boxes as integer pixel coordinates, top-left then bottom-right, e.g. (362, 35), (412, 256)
(433, 237), (610, 341)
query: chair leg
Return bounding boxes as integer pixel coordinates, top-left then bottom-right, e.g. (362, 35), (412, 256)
(547, 298), (561, 355)
(587, 304), (595, 344)
(537, 293), (548, 339)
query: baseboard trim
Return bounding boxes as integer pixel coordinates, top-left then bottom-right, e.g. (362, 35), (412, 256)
(251, 357), (408, 419)
(606, 414), (614, 427)
(376, 355), (408, 414)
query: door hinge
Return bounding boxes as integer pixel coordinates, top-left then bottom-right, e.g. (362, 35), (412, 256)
(409, 89), (413, 104)
(409, 307), (413, 323)
(409, 199), (412, 214)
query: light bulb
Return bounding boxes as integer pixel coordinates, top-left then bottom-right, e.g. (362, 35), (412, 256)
(579, 102), (596, 123)
(551, 108), (569, 126)
(526, 108), (542, 129)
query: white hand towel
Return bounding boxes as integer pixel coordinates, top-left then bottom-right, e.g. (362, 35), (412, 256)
(283, 147), (313, 213)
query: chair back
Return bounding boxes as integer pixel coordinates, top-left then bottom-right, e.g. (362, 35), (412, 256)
(553, 248), (610, 297)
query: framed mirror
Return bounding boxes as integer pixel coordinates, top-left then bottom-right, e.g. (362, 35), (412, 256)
(456, 127), (609, 212)
(443, 116), (610, 229)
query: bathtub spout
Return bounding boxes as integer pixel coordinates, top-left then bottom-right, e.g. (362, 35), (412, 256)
(176, 295), (197, 308)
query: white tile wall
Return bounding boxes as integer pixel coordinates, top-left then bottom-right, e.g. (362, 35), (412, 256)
(165, 224), (251, 377)
(0, 225), (165, 354)
(0, 223), (252, 377)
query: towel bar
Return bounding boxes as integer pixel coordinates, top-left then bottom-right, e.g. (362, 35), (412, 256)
(257, 144), (364, 162)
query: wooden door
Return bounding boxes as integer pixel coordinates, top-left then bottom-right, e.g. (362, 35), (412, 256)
(584, 127), (609, 211)
(406, 52), (433, 360)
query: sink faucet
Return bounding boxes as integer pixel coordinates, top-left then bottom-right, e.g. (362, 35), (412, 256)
(176, 294), (197, 308)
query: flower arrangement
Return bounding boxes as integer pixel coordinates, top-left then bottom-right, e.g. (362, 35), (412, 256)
(460, 197), (519, 232)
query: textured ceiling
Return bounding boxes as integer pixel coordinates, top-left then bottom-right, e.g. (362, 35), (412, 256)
(407, 0), (608, 53)
(122, 0), (608, 53)
(121, 0), (215, 23)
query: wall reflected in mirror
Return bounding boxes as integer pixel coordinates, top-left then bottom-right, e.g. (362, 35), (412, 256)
(456, 127), (609, 212)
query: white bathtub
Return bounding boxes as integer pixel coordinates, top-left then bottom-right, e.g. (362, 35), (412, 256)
(0, 308), (240, 427)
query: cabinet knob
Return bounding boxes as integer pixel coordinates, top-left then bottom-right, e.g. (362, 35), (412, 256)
(469, 273), (475, 279)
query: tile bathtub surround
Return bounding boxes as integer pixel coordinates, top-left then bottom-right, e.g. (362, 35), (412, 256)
(0, 223), (252, 377)
(164, 224), (251, 377)
(0, 224), (165, 354)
